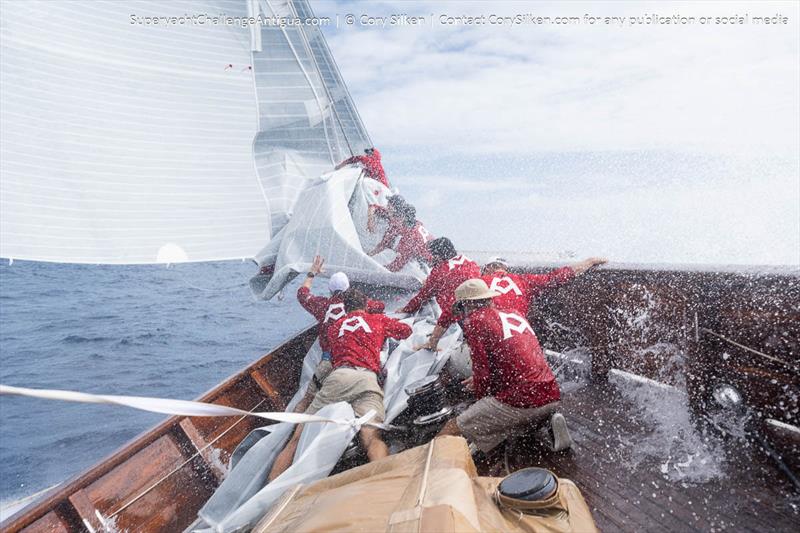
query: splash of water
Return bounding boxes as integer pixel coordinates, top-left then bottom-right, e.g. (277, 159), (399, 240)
(609, 345), (728, 484)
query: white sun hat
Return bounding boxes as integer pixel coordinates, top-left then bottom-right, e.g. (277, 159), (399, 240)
(329, 271), (350, 292)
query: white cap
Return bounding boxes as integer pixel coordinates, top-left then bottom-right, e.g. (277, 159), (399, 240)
(486, 256), (509, 268)
(329, 271), (350, 292)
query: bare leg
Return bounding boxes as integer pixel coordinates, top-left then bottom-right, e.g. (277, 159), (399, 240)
(268, 425), (304, 481)
(358, 426), (389, 462)
(293, 388), (316, 413)
(436, 418), (462, 438)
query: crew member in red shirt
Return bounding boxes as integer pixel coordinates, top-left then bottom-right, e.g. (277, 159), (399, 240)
(436, 279), (572, 452)
(369, 202), (434, 272)
(294, 255), (385, 412)
(481, 256), (607, 316)
(404, 238), (480, 352)
(269, 289), (411, 481)
(336, 147), (389, 187)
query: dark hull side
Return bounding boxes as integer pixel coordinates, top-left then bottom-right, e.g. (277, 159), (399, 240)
(2, 265), (798, 532)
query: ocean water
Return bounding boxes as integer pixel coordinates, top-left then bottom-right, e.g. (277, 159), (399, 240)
(0, 260), (312, 504)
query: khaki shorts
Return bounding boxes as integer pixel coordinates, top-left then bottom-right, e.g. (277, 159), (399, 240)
(306, 367), (385, 422)
(457, 396), (560, 452)
(307, 359), (333, 395)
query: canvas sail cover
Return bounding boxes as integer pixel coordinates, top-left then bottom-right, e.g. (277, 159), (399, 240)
(0, 0), (372, 265)
(254, 436), (597, 533)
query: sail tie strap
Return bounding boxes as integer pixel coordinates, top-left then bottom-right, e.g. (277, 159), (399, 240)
(0, 385), (381, 428)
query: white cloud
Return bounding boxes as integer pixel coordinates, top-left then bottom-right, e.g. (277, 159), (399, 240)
(317, 1), (800, 265)
(323, 1), (799, 155)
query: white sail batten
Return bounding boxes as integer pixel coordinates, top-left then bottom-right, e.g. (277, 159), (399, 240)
(0, 0), (275, 264)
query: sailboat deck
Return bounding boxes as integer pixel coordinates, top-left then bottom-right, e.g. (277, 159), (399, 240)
(491, 381), (799, 532)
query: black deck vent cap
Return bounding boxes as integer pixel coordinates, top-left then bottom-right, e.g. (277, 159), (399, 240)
(498, 468), (557, 501)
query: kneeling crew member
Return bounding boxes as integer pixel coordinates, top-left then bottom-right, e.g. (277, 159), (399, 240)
(437, 279), (572, 453)
(269, 289), (412, 481)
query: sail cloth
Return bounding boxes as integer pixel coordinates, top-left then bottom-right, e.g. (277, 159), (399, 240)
(195, 305), (464, 533)
(0, 0), (269, 264)
(252, 0), (373, 236)
(253, 436), (598, 533)
(0, 0), (372, 265)
(250, 167), (425, 300)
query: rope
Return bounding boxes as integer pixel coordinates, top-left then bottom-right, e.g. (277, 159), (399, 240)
(0, 385), (379, 428)
(700, 328), (796, 369)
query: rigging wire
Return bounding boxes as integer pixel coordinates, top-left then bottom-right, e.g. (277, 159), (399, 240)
(261, 0), (336, 166)
(287, 0), (355, 157)
(700, 327), (796, 370)
(105, 398), (268, 520)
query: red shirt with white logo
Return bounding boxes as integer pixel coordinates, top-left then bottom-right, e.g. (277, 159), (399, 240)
(461, 306), (559, 408)
(296, 287), (385, 352)
(480, 267), (575, 316)
(401, 255), (481, 328)
(326, 310), (412, 373)
(371, 206), (434, 270)
(341, 148), (389, 187)
(382, 222), (434, 272)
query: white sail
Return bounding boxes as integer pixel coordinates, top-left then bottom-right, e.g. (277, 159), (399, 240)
(0, 0), (371, 265)
(252, 0), (372, 235)
(0, 0), (270, 264)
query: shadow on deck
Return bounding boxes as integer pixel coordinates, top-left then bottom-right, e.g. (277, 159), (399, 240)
(481, 381), (799, 532)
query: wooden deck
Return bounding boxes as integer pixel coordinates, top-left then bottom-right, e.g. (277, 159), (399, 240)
(491, 380), (800, 532)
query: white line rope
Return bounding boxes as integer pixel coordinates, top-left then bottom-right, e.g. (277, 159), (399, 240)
(0, 385), (370, 428)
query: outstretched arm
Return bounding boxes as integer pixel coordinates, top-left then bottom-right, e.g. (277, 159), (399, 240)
(335, 154), (364, 170)
(415, 324), (446, 352)
(300, 255), (325, 290)
(570, 257), (607, 276)
(296, 255), (327, 318)
(384, 316), (413, 340)
(522, 257), (607, 295)
(401, 274), (437, 314)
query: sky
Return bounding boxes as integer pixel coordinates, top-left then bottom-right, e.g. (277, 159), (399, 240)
(315, 1), (800, 266)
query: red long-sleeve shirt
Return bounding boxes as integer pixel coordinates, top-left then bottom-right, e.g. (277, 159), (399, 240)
(341, 148), (389, 187)
(371, 205), (434, 271)
(481, 267), (575, 316)
(326, 310), (412, 373)
(401, 254), (480, 328)
(372, 206), (405, 252)
(296, 287), (385, 352)
(384, 222), (435, 272)
(461, 306), (560, 408)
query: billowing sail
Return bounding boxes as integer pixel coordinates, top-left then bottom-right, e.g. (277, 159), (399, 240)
(252, 0), (372, 234)
(0, 1), (267, 264)
(0, 0), (370, 265)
